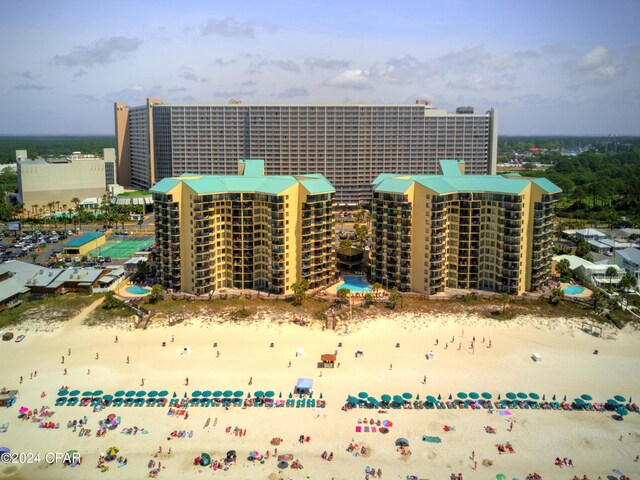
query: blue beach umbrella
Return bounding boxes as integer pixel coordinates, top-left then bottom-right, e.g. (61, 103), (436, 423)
(265, 391), (275, 398)
(69, 389), (80, 396)
(469, 392), (480, 400)
(481, 392), (492, 400)
(148, 391), (158, 398)
(457, 392), (468, 400)
(393, 395), (404, 404)
(580, 394), (592, 401)
(614, 395), (626, 403)
(505, 392), (516, 400)
(213, 391), (222, 398)
(191, 390), (202, 397)
(223, 390), (233, 398)
(529, 393), (540, 400)
(426, 395), (437, 403)
(367, 397), (379, 406)
(136, 390), (146, 397)
(125, 390), (136, 397)
(234, 391), (244, 398)
(114, 390), (125, 397)
(517, 392), (527, 400)
(103, 395), (114, 401)
(347, 396), (358, 405)
(254, 390), (264, 398)
(93, 390), (104, 397)
(82, 391), (93, 397)
(607, 399), (619, 407)
(58, 389), (69, 396)
(381, 394), (391, 403)
(402, 392), (413, 400)
(358, 392), (368, 399)
(201, 391), (212, 398)
(158, 390), (169, 397)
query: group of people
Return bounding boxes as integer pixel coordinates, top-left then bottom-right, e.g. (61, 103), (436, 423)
(346, 443), (367, 456)
(364, 465), (382, 478)
(449, 474), (463, 480)
(555, 456), (574, 467)
(320, 451), (334, 461)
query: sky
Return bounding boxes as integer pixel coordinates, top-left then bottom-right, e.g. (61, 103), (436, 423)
(1, 0), (639, 135)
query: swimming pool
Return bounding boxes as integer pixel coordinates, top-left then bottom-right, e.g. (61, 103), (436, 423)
(336, 275), (372, 293)
(563, 285), (585, 295)
(125, 286), (151, 295)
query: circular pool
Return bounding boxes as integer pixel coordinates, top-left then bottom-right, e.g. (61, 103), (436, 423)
(563, 285), (585, 295)
(125, 286), (151, 295)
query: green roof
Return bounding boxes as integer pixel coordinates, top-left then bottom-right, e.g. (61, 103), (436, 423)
(64, 232), (104, 247)
(151, 160), (334, 196)
(438, 160), (464, 176)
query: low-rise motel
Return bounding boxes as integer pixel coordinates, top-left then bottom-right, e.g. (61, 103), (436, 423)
(150, 160), (335, 295)
(370, 160), (561, 295)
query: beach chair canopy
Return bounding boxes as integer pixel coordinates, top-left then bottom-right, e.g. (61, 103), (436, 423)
(295, 378), (313, 393)
(320, 354), (336, 363)
(395, 437), (409, 447)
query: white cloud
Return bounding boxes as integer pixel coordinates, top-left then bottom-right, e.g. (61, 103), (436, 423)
(15, 83), (50, 91)
(448, 73), (516, 91)
(569, 45), (619, 81)
(270, 60), (299, 73)
(322, 69), (372, 90)
(273, 87), (309, 99)
(53, 37), (143, 67)
(213, 89), (256, 98)
(201, 17), (274, 38)
(304, 57), (350, 70)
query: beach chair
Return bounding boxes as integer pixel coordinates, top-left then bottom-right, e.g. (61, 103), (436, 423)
(296, 399), (305, 408)
(67, 398), (78, 407)
(0, 423), (8, 433)
(307, 399), (316, 408)
(55, 397), (67, 406)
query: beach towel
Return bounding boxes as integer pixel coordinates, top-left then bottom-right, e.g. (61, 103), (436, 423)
(371, 427), (377, 432)
(498, 410), (512, 416)
(364, 426), (370, 432)
(422, 436), (442, 443)
(355, 426), (362, 432)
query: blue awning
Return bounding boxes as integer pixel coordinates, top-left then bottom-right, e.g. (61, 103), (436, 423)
(296, 378), (313, 389)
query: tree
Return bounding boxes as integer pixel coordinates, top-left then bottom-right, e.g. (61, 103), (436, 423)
(590, 290), (602, 310)
(372, 282), (382, 291)
(555, 259), (572, 281)
(619, 273), (638, 301)
(499, 292), (510, 315)
(575, 239), (592, 260)
(28, 252), (38, 264)
(290, 279), (310, 306)
(103, 291), (123, 310)
(71, 197), (80, 211)
(549, 287), (565, 305)
(339, 239), (353, 249)
(363, 292), (373, 307)
(605, 266), (618, 289)
(336, 287), (350, 304)
(146, 284), (163, 304)
(387, 291), (401, 309)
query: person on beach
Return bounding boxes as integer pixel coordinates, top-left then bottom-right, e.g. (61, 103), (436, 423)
(488, 340), (492, 348)
(30, 373), (32, 380)
(63, 368), (67, 375)
(185, 377), (189, 386)
(115, 336), (118, 343)
(435, 339), (438, 346)
(171, 335), (174, 343)
(87, 369), (90, 375)
(458, 343), (462, 350)
(61, 356), (64, 364)
(141, 378), (145, 386)
(216, 350), (220, 358)
(96, 352), (99, 360)
(423, 375), (426, 383)
(19, 376), (23, 384)
(126, 356), (130, 364)
(445, 343), (448, 349)
(249, 377), (252, 385)
(288, 361), (291, 368)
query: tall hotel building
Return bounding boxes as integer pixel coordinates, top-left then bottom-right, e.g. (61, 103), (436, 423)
(115, 99), (497, 203)
(371, 161), (560, 295)
(150, 160), (335, 295)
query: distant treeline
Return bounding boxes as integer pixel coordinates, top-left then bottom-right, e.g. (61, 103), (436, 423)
(0, 136), (116, 163)
(498, 135), (640, 153)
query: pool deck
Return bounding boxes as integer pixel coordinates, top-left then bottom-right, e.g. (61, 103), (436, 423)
(560, 282), (592, 299)
(118, 280), (152, 298)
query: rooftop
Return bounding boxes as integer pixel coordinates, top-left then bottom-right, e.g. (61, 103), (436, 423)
(151, 160), (335, 196)
(616, 247), (640, 265)
(64, 232), (105, 248)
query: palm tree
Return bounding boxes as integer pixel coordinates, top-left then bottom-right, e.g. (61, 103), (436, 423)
(372, 282), (382, 291)
(549, 287), (565, 305)
(71, 197), (80, 211)
(499, 292), (510, 315)
(605, 266), (618, 289)
(619, 273), (638, 302)
(590, 290), (602, 310)
(28, 252), (38, 264)
(363, 292), (373, 307)
(336, 288), (350, 304)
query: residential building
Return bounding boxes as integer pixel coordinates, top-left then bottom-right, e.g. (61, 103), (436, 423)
(370, 160), (561, 295)
(553, 254), (625, 288)
(150, 160), (335, 295)
(0, 261), (108, 295)
(572, 228), (606, 242)
(615, 248), (640, 283)
(17, 148), (116, 212)
(116, 99), (498, 203)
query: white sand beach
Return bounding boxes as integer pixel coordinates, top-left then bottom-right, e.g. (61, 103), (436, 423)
(1, 306), (639, 480)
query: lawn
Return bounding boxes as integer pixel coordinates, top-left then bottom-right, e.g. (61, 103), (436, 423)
(117, 190), (151, 197)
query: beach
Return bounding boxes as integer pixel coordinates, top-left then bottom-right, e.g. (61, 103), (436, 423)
(1, 305), (639, 479)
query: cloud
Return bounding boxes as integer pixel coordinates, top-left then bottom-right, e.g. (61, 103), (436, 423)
(241, 80), (256, 86)
(14, 83), (50, 91)
(322, 69), (373, 90)
(569, 45), (619, 81)
(74, 69), (88, 77)
(304, 57), (350, 70)
(273, 87), (309, 99)
(214, 57), (237, 66)
(447, 73), (516, 91)
(201, 17), (274, 38)
(73, 94), (99, 104)
(213, 89), (256, 98)
(168, 86), (188, 93)
(179, 66), (207, 82)
(17, 71), (36, 80)
(105, 85), (163, 103)
(247, 57), (299, 74)
(270, 60), (299, 73)
(53, 36), (143, 67)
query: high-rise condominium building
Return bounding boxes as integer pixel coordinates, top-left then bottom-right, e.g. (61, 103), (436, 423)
(116, 99), (498, 203)
(150, 160), (335, 295)
(370, 160), (560, 295)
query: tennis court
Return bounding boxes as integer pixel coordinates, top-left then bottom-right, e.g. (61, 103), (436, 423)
(90, 235), (155, 259)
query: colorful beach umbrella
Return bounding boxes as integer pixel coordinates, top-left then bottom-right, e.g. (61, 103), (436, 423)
(381, 394), (391, 403)
(517, 392), (527, 400)
(201, 391), (212, 398)
(469, 392), (480, 400)
(223, 390), (233, 398)
(57, 389), (68, 396)
(457, 392), (468, 400)
(481, 392), (492, 400)
(114, 390), (125, 397)
(358, 392), (369, 399)
(496, 475), (507, 480)
(136, 390), (146, 397)
(148, 391), (158, 398)
(192, 390), (202, 397)
(402, 392), (413, 400)
(580, 394), (592, 401)
(529, 393), (540, 400)
(614, 395), (626, 403)
(265, 391), (275, 398)
(125, 390), (136, 397)
(254, 390), (264, 398)
(106, 447), (119, 457)
(158, 390), (169, 397)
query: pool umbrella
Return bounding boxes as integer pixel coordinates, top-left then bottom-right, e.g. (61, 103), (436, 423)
(125, 390), (136, 397)
(201, 391), (212, 398)
(106, 447), (119, 457)
(457, 392), (468, 400)
(381, 394), (391, 403)
(505, 392), (516, 400)
(580, 394), (592, 401)
(393, 395), (404, 404)
(358, 391), (368, 399)
(265, 391), (275, 398)
(93, 390), (104, 397)
(469, 392), (480, 400)
(136, 390), (146, 397)
(114, 390), (125, 397)
(254, 390), (264, 398)
(103, 395), (114, 402)
(192, 390), (202, 397)
(148, 391), (158, 398)
(278, 460), (289, 469)
(213, 391), (222, 398)
(496, 475), (507, 480)
(82, 391), (93, 397)
(517, 392), (527, 400)
(614, 395), (626, 403)
(529, 393), (540, 400)
(158, 390), (169, 397)
(402, 392), (413, 400)
(69, 389), (80, 396)
(200, 453), (211, 466)
(607, 399), (619, 407)
(395, 437), (409, 447)
(347, 396), (358, 405)
(223, 390), (233, 398)
(481, 392), (492, 400)
(426, 395), (437, 403)
(57, 389), (69, 396)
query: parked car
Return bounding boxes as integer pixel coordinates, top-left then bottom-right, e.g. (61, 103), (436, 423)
(104, 257), (112, 263)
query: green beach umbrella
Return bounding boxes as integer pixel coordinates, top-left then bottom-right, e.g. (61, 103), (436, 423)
(82, 391), (93, 397)
(574, 398), (585, 406)
(580, 394), (592, 401)
(148, 391), (158, 398)
(481, 392), (492, 400)
(437, 394), (442, 400)
(542, 394), (546, 401)
(381, 394), (391, 402)
(288, 393), (292, 399)
(136, 390), (146, 397)
(393, 395), (404, 404)
(213, 391), (222, 397)
(457, 392), (468, 400)
(402, 392), (413, 400)
(347, 396), (358, 405)
(367, 396), (379, 405)
(69, 389), (80, 396)
(448, 394), (452, 400)
(191, 390), (202, 397)
(234, 390), (244, 398)
(93, 390), (104, 397)
(616, 406), (628, 417)
(607, 399), (619, 407)
(57, 389), (69, 396)
(254, 390), (264, 398)
(103, 395), (114, 401)
(201, 391), (212, 398)
(358, 391), (369, 399)
(505, 392), (516, 400)
(158, 390), (169, 397)
(614, 395), (626, 403)
(469, 392), (480, 400)
(223, 390), (233, 398)
(517, 392), (527, 400)
(125, 390), (136, 397)
(552, 394), (556, 401)
(416, 394), (420, 400)
(200, 453), (211, 467)
(529, 392), (540, 400)
(496, 475), (507, 480)
(114, 390), (125, 397)
(563, 395), (567, 401)
(497, 394), (501, 400)
(426, 395), (437, 403)
(265, 391), (275, 398)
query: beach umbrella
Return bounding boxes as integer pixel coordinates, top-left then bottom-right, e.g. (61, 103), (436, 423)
(213, 391), (222, 398)
(529, 393), (540, 400)
(201, 391), (212, 398)
(426, 395), (437, 403)
(437, 394), (442, 400)
(517, 392), (527, 400)
(402, 392), (413, 400)
(393, 395), (404, 404)
(481, 392), (492, 400)
(580, 394), (592, 401)
(457, 392), (468, 400)
(158, 390), (169, 397)
(416, 394), (420, 400)
(469, 392), (480, 400)
(172, 392), (178, 398)
(616, 406), (628, 416)
(223, 390), (233, 398)
(265, 391), (275, 398)
(496, 475), (507, 480)
(288, 393), (293, 399)
(69, 389), (80, 396)
(394, 438), (409, 447)
(347, 396), (358, 405)
(563, 395), (567, 401)
(200, 453), (211, 467)
(57, 389), (68, 396)
(93, 390), (104, 397)
(552, 394), (556, 401)
(233, 390), (243, 398)
(505, 392), (516, 400)
(613, 469), (624, 476)
(367, 397), (379, 406)
(148, 391), (158, 398)
(614, 395), (626, 403)
(381, 394), (391, 403)
(574, 398), (585, 406)
(114, 390), (125, 397)
(542, 394), (546, 401)
(358, 391), (369, 399)
(254, 390), (264, 398)
(192, 390), (202, 397)
(607, 399), (619, 407)
(318, 393), (321, 399)
(82, 391), (93, 397)
(448, 394), (452, 400)
(0, 447), (10, 455)
(136, 390), (146, 398)
(226, 450), (236, 457)
(103, 395), (114, 402)
(497, 394), (501, 400)
(278, 460), (289, 469)
(105, 447), (119, 457)
(125, 390), (136, 397)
